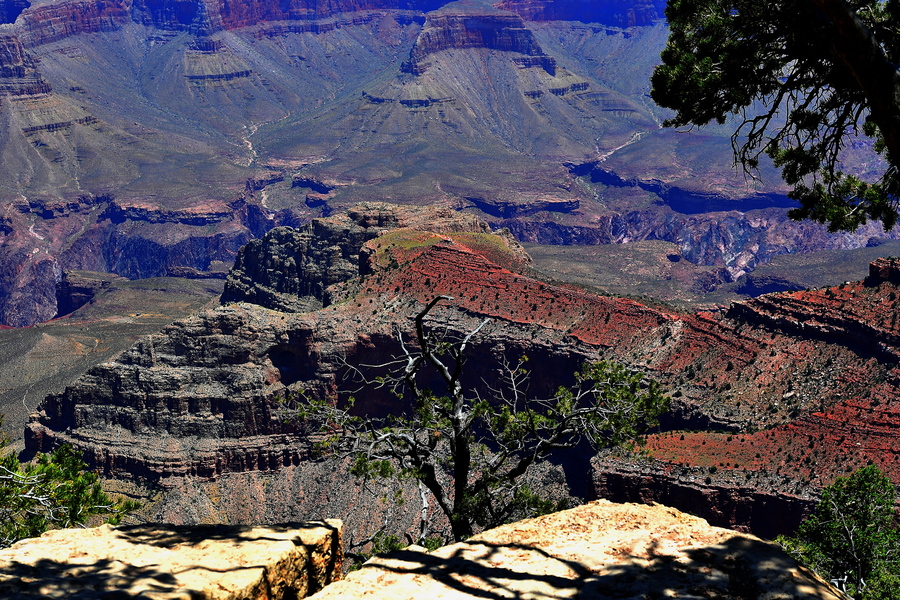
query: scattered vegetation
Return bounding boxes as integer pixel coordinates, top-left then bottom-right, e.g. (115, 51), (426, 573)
(778, 465), (900, 599)
(284, 296), (668, 544)
(0, 415), (139, 549)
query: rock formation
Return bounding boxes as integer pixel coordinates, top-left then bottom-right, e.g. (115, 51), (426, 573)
(0, 0), (890, 327)
(497, 0), (666, 26)
(0, 500), (843, 600)
(220, 202), (491, 311)
(23, 203), (900, 539)
(401, 11), (552, 75)
(311, 499), (842, 600)
(0, 520), (343, 599)
(0, 30), (51, 96)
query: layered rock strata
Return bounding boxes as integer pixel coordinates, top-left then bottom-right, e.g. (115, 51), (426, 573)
(24, 204), (900, 537)
(0, 29), (50, 95)
(402, 12), (554, 74)
(497, 0), (666, 26)
(0, 0), (893, 330)
(221, 202), (491, 312)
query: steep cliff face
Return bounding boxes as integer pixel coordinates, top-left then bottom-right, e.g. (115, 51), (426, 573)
(592, 455), (818, 540)
(0, 29), (49, 95)
(402, 12), (551, 74)
(16, 0), (444, 43)
(17, 0), (128, 46)
(9, 0), (668, 49)
(497, 0), (666, 26)
(221, 202), (489, 312)
(212, 0), (442, 31)
(24, 204), (900, 537)
(0, 191), (272, 326)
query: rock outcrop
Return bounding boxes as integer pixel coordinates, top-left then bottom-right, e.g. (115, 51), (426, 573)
(0, 520), (343, 599)
(17, 0), (128, 46)
(221, 202), (493, 311)
(728, 265), (900, 361)
(311, 500), (842, 600)
(0, 501), (844, 600)
(402, 11), (554, 74)
(497, 0), (666, 27)
(0, 29), (51, 95)
(54, 270), (129, 317)
(24, 204), (900, 537)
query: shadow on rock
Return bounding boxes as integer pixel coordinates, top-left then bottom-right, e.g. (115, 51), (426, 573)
(367, 535), (833, 600)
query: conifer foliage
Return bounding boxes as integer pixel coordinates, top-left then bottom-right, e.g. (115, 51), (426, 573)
(779, 465), (900, 598)
(653, 0), (900, 231)
(0, 416), (139, 549)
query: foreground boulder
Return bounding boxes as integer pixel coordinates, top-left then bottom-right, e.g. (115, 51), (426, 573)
(0, 520), (342, 599)
(311, 500), (841, 600)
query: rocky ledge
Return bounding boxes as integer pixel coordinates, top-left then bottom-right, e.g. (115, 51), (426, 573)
(0, 501), (842, 600)
(311, 499), (841, 600)
(0, 520), (342, 599)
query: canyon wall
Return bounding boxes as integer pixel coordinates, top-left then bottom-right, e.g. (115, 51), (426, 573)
(11, 0), (666, 46)
(402, 12), (551, 74)
(24, 204), (900, 538)
(0, 0), (891, 328)
(497, 0), (666, 26)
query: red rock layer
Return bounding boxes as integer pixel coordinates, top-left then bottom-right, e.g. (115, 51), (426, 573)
(18, 0), (128, 46)
(402, 12), (549, 74)
(16, 0), (432, 45)
(212, 0), (412, 30)
(495, 0), (665, 27)
(593, 263), (900, 529)
(24, 218), (900, 536)
(0, 32), (50, 95)
(730, 267), (900, 361)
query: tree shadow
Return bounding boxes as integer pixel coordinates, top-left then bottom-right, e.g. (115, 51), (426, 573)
(367, 535), (835, 600)
(1, 556), (205, 599)
(114, 520), (337, 548)
(0, 521), (342, 599)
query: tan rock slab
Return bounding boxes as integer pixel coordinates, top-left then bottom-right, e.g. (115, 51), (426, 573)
(0, 520), (342, 599)
(310, 500), (843, 600)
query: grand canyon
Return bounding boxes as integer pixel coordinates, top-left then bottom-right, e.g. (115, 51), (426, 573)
(2, 0), (900, 570)
(0, 0), (895, 328)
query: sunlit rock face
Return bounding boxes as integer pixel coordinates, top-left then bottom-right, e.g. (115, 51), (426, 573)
(310, 500), (842, 600)
(0, 520), (343, 600)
